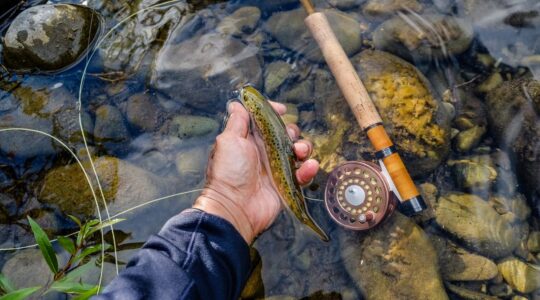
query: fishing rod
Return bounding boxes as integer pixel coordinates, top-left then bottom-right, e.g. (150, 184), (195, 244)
(298, 0), (427, 227)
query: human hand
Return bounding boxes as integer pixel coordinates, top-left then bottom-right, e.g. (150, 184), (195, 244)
(192, 101), (319, 244)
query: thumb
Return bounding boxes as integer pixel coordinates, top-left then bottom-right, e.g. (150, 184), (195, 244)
(224, 102), (249, 138)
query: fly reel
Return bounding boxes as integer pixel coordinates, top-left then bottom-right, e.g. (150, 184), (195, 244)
(324, 161), (397, 231)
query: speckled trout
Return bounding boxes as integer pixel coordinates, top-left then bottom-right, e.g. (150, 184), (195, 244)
(239, 85), (329, 242)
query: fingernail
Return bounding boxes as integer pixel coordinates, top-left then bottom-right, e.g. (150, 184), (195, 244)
(287, 128), (296, 138)
(295, 142), (308, 154)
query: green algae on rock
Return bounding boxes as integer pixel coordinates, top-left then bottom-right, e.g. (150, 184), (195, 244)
(2, 4), (102, 73)
(434, 193), (521, 258)
(448, 155), (497, 191)
(339, 213), (448, 300)
(352, 50), (450, 176)
(39, 156), (179, 217)
(372, 14), (473, 61)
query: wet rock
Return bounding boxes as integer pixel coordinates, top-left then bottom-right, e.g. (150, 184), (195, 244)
(161, 115), (219, 140)
(528, 231), (540, 253)
(264, 61), (293, 95)
(1, 249), (52, 289)
(240, 248), (264, 299)
(94, 105), (130, 142)
(304, 129), (347, 173)
(277, 79), (314, 104)
(39, 156), (178, 217)
(339, 213), (448, 299)
(489, 194), (531, 223)
(476, 73), (503, 94)
(362, 0), (423, 17)
(445, 283), (499, 300)
(373, 14), (473, 61)
(2, 4), (101, 73)
(352, 50), (451, 176)
(429, 235), (498, 281)
(486, 78), (540, 201)
(488, 283), (513, 298)
(434, 193), (521, 258)
(175, 145), (209, 185)
(498, 258), (540, 293)
(97, 1), (187, 73)
(265, 8), (363, 62)
(448, 155), (497, 191)
(326, 0), (363, 10)
(216, 6), (260, 37)
(0, 81), (80, 157)
(455, 126), (486, 153)
(125, 93), (163, 132)
(152, 32), (262, 111)
(281, 103), (299, 125)
(0, 109), (55, 158)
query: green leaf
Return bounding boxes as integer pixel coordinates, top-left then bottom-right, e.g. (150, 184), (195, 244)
(27, 217), (58, 274)
(75, 245), (103, 264)
(60, 262), (94, 283)
(68, 215), (82, 228)
(0, 274), (15, 293)
(50, 281), (95, 294)
(57, 236), (76, 255)
(72, 285), (99, 300)
(0, 286), (40, 300)
(86, 219), (125, 238)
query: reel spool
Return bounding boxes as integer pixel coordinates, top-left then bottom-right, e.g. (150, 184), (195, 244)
(324, 161), (397, 231)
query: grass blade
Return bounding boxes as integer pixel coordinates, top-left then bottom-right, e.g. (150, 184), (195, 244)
(72, 285), (99, 300)
(0, 286), (40, 300)
(27, 217), (58, 274)
(0, 274), (15, 293)
(57, 236), (76, 255)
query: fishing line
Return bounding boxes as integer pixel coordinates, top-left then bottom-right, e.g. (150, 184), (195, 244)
(305, 196), (324, 202)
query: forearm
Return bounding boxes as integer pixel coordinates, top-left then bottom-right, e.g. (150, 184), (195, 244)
(93, 209), (251, 300)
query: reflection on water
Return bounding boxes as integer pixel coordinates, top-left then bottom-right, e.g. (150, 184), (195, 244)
(0, 0), (539, 299)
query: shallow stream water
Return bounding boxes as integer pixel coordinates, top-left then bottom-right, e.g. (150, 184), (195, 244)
(0, 0), (539, 299)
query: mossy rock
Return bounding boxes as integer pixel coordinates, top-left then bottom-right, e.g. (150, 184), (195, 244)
(352, 50), (451, 176)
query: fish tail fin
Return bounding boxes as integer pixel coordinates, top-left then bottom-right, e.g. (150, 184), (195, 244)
(303, 213), (330, 242)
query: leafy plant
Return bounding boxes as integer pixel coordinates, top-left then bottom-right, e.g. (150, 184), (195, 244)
(0, 216), (124, 299)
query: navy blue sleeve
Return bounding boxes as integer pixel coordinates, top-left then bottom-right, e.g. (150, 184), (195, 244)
(92, 209), (251, 300)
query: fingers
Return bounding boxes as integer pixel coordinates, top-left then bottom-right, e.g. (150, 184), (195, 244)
(294, 140), (313, 160)
(286, 124), (300, 141)
(296, 159), (319, 185)
(225, 102), (250, 138)
(269, 101), (286, 115)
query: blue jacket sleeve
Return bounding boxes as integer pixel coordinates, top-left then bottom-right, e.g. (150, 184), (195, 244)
(92, 209), (251, 300)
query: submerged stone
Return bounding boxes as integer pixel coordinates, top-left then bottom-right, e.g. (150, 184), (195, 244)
(125, 93), (164, 132)
(1, 249), (52, 289)
(434, 193), (521, 258)
(352, 50), (451, 176)
(429, 235), (498, 281)
(362, 0), (423, 17)
(161, 115), (219, 140)
(498, 258), (540, 293)
(339, 213), (448, 299)
(216, 6), (261, 37)
(265, 8), (363, 62)
(152, 32), (261, 112)
(2, 4), (102, 73)
(94, 105), (130, 142)
(448, 155), (497, 191)
(39, 156), (178, 217)
(373, 14), (473, 61)
(486, 78), (540, 202)
(445, 283), (499, 300)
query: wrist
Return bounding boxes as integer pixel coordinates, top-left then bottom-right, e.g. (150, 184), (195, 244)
(193, 189), (255, 244)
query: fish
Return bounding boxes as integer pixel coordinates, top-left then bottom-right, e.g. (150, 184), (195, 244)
(238, 85), (329, 242)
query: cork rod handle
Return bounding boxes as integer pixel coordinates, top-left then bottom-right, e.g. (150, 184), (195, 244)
(301, 9), (427, 215)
